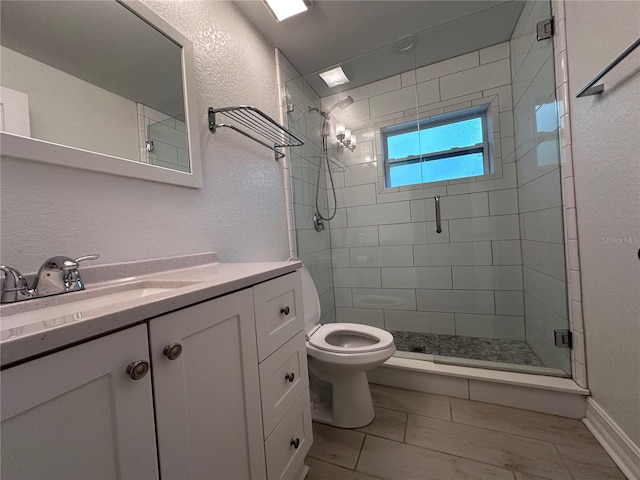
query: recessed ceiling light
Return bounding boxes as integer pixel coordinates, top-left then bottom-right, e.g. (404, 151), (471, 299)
(319, 66), (349, 88)
(263, 0), (310, 22)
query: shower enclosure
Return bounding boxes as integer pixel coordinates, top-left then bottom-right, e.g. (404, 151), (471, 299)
(283, 0), (571, 376)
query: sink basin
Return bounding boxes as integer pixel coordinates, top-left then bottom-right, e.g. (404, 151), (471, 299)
(0, 280), (198, 337)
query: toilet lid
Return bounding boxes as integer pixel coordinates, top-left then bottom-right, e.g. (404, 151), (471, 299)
(308, 323), (395, 353)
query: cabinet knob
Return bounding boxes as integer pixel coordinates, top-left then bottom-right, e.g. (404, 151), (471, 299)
(290, 437), (300, 449)
(163, 343), (183, 360)
(280, 306), (290, 316)
(285, 372), (295, 383)
(126, 360), (149, 380)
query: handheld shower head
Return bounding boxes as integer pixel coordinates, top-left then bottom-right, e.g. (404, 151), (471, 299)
(327, 95), (354, 114)
(299, 95), (354, 121)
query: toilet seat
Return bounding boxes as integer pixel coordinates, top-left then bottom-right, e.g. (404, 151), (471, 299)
(308, 323), (395, 354)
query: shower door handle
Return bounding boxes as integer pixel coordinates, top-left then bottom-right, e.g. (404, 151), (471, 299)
(434, 195), (442, 234)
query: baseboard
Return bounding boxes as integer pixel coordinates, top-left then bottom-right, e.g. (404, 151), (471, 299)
(583, 397), (640, 480)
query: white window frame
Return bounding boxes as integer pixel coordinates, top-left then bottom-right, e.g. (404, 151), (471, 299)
(382, 104), (492, 188)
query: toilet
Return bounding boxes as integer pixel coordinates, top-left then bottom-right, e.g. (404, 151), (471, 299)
(300, 264), (396, 429)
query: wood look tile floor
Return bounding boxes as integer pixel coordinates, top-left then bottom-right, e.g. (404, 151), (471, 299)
(305, 384), (626, 480)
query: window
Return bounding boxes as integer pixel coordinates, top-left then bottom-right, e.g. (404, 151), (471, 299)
(382, 105), (491, 187)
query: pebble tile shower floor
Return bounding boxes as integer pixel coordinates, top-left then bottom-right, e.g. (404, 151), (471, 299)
(305, 384), (625, 480)
(389, 330), (545, 367)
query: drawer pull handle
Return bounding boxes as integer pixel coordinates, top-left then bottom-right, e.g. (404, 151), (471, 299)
(163, 343), (183, 360)
(280, 306), (290, 316)
(285, 372), (295, 383)
(290, 438), (300, 449)
(126, 360), (149, 380)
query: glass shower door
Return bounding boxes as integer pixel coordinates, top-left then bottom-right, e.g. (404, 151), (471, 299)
(286, 0), (571, 377)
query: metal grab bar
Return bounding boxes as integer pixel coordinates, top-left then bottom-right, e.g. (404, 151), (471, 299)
(576, 38), (640, 98)
(434, 195), (442, 234)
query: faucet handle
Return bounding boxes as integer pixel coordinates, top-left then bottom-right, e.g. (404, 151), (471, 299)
(37, 256), (78, 272)
(0, 265), (29, 290)
(65, 255), (99, 287)
(0, 265), (33, 303)
(74, 254), (100, 264)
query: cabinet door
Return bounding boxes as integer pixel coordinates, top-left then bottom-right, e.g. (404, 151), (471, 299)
(1, 324), (158, 480)
(150, 289), (266, 480)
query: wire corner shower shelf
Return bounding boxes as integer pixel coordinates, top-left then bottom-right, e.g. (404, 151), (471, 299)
(208, 105), (304, 160)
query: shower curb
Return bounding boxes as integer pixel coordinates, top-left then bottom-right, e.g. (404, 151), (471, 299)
(369, 356), (588, 419)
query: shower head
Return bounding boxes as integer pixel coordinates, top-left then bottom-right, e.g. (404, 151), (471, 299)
(327, 95), (354, 114)
(301, 95), (354, 122)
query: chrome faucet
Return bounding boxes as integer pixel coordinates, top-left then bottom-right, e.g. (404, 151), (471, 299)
(0, 254), (99, 303)
(0, 265), (34, 303)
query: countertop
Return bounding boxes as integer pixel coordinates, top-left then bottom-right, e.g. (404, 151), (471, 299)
(0, 253), (301, 367)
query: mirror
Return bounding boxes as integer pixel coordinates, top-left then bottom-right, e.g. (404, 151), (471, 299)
(0, 0), (202, 188)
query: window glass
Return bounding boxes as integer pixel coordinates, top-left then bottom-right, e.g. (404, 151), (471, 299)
(383, 106), (490, 187)
(387, 117), (483, 160)
(389, 152), (484, 186)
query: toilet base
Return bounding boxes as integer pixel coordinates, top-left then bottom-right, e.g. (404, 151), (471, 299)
(309, 371), (376, 428)
(310, 400), (333, 425)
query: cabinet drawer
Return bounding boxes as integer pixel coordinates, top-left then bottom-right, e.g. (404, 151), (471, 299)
(260, 331), (309, 437)
(265, 389), (312, 480)
(254, 271), (303, 361)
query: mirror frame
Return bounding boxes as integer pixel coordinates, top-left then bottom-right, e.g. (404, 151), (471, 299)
(0, 0), (203, 188)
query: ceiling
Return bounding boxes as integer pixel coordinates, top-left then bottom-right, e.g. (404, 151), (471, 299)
(236, 1), (525, 97)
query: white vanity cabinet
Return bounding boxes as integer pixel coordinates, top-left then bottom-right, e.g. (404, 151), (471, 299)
(0, 324), (159, 480)
(0, 269), (311, 480)
(149, 288), (266, 480)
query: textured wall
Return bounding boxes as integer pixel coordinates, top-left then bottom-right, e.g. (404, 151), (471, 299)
(0, 0), (289, 273)
(511, 1), (569, 373)
(566, 1), (640, 444)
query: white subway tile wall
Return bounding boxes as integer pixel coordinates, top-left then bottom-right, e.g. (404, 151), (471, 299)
(492, 240), (523, 265)
(316, 42), (528, 343)
(136, 103), (189, 172)
(416, 290), (496, 314)
(495, 291), (525, 316)
(277, 51), (336, 325)
(352, 288), (417, 311)
(413, 243), (493, 266)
